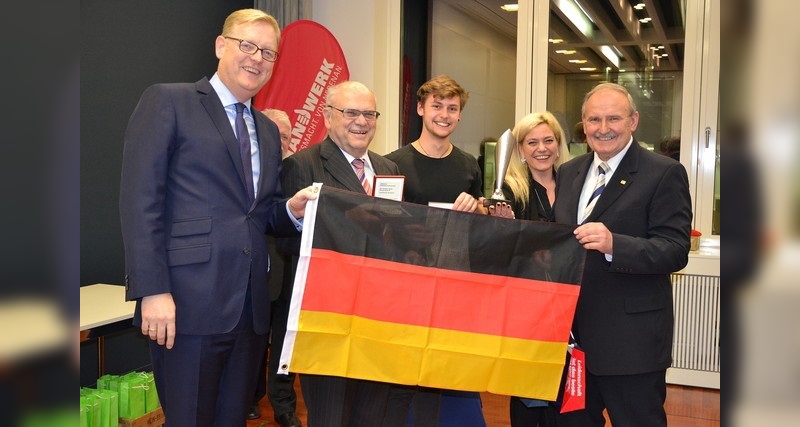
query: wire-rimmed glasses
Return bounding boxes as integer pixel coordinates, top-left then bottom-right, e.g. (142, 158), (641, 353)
(327, 105), (381, 122)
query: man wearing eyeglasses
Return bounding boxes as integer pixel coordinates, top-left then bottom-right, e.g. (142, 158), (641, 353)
(120, 9), (319, 426)
(277, 81), (400, 426)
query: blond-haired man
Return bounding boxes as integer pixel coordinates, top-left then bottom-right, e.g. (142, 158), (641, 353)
(120, 9), (317, 425)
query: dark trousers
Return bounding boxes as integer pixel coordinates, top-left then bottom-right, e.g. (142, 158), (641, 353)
(252, 267), (297, 417)
(383, 385), (442, 427)
(150, 299), (268, 427)
(556, 370), (667, 427)
(300, 373), (390, 427)
(509, 397), (556, 426)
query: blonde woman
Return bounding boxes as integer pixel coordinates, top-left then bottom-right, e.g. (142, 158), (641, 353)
(490, 111), (569, 222)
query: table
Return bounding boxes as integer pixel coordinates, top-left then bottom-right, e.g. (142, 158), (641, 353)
(80, 283), (136, 376)
(0, 299), (68, 361)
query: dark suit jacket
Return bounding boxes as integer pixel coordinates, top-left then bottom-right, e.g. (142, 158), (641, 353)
(278, 137), (400, 424)
(553, 141), (691, 375)
(120, 77), (297, 336)
(278, 137), (401, 255)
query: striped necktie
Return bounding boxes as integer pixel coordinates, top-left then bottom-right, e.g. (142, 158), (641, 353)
(581, 162), (608, 224)
(351, 158), (372, 195)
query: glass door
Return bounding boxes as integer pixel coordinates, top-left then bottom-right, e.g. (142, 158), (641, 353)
(513, 0), (719, 238)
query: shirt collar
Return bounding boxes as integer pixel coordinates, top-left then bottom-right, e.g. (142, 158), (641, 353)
(592, 136), (633, 175)
(339, 148), (373, 172)
(210, 73), (252, 111)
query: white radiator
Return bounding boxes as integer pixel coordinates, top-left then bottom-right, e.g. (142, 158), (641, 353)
(668, 273), (721, 388)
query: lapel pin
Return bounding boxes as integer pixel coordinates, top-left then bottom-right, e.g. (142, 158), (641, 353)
(620, 180), (627, 185)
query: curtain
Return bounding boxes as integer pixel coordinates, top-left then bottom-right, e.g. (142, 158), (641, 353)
(255, 0), (311, 27)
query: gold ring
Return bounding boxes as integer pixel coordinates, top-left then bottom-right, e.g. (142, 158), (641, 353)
(148, 328), (156, 331)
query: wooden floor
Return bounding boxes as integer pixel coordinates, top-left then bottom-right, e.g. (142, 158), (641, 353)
(247, 382), (719, 426)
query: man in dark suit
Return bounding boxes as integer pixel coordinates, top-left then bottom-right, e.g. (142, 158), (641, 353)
(119, 9), (318, 426)
(279, 81), (399, 426)
(553, 82), (692, 426)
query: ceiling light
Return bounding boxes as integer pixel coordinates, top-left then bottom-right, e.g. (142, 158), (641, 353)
(619, 69), (627, 72)
(556, 0), (594, 38)
(555, 49), (577, 55)
(639, 17), (652, 23)
(572, 0), (596, 24)
(579, 67), (597, 71)
(599, 45), (620, 68)
(634, 3), (646, 10)
(548, 38), (564, 44)
(569, 59), (588, 63)
(500, 4), (518, 12)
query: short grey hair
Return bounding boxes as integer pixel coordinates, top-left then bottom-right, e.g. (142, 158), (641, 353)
(262, 108), (290, 129)
(581, 82), (637, 118)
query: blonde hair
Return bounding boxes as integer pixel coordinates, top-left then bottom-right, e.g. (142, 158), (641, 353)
(504, 111), (568, 211)
(417, 75), (469, 110)
(221, 9), (281, 45)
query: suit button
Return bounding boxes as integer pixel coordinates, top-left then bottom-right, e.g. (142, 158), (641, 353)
(243, 248), (251, 255)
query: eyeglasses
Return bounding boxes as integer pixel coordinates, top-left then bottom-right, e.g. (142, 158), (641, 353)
(224, 36), (279, 62)
(327, 105), (381, 122)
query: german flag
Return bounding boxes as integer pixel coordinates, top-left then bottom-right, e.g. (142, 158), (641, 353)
(279, 186), (584, 400)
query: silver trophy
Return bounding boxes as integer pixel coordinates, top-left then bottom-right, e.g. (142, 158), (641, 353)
(484, 128), (515, 206)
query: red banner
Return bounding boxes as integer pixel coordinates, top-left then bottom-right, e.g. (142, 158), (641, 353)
(253, 20), (349, 154)
(560, 347), (586, 413)
(401, 55), (413, 146)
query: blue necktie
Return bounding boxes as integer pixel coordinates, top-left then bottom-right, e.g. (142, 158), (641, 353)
(235, 103), (254, 201)
(581, 162), (608, 224)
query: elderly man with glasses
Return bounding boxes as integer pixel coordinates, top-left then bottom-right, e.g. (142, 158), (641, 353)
(276, 80), (400, 427)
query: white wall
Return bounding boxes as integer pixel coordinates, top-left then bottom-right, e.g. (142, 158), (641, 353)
(311, 0), (377, 89)
(309, 0), (515, 157)
(431, 1), (516, 156)
(311, 0), (401, 155)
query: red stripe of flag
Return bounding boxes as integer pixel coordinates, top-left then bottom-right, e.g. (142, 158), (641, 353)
(302, 249), (580, 342)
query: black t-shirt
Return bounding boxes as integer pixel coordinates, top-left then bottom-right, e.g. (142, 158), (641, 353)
(385, 144), (483, 205)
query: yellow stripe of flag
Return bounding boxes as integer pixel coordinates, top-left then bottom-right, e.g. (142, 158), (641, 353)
(290, 310), (568, 400)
